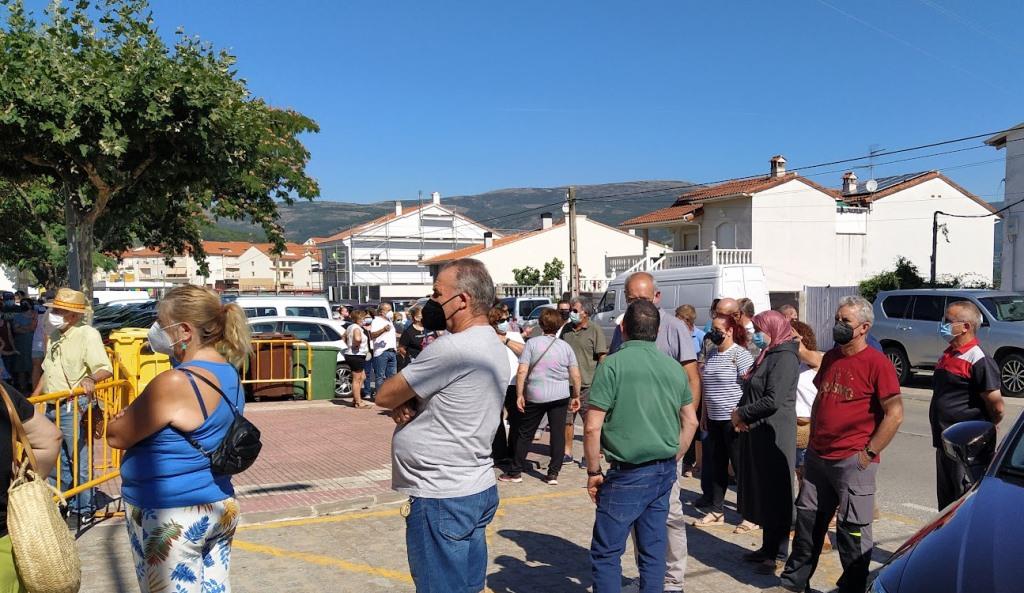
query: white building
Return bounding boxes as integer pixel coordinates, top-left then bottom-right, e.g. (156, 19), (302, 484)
(315, 192), (495, 302)
(422, 212), (664, 295)
(101, 241), (320, 293)
(614, 156), (997, 300)
(986, 123), (1024, 291)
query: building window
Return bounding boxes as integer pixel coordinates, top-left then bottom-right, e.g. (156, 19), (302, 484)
(369, 254), (381, 267)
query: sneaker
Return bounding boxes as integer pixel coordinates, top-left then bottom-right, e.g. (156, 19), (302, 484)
(562, 454), (574, 464)
(498, 473), (523, 483)
(544, 474), (558, 485)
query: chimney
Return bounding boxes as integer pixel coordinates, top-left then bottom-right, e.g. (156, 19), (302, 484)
(842, 171), (858, 194)
(770, 155), (787, 178)
(541, 212), (553, 230)
(484, 231), (493, 249)
(394, 201), (403, 216)
(431, 191), (441, 205)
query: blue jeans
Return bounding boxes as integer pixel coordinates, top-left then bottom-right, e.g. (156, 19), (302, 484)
(405, 485), (499, 593)
(46, 396), (94, 515)
(373, 350), (398, 392)
(363, 355), (375, 398)
(591, 458), (677, 593)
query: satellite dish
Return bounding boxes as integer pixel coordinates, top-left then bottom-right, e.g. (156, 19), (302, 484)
(865, 179), (878, 193)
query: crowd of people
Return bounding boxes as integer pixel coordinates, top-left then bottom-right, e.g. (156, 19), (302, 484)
(0, 256), (1004, 593)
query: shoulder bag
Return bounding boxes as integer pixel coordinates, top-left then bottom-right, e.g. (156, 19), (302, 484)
(177, 369), (262, 476)
(526, 336), (560, 381)
(0, 384), (81, 593)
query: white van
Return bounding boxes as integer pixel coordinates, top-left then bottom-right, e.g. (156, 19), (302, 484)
(593, 265), (771, 341)
(227, 295), (332, 320)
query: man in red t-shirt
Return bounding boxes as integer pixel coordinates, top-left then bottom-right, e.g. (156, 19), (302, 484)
(778, 296), (903, 593)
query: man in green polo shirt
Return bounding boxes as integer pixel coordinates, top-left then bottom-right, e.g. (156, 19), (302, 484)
(561, 295), (607, 464)
(585, 300), (698, 593)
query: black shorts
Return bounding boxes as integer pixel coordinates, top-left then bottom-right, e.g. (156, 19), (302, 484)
(345, 355), (367, 373)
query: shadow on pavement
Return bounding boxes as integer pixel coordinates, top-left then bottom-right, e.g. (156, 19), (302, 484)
(489, 529), (591, 593)
(686, 525), (783, 589)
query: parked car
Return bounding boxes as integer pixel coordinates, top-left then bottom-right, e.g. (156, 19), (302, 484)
(521, 303), (557, 337)
(500, 296), (554, 329)
(871, 289), (1024, 396)
(226, 295), (332, 320)
(869, 417), (1023, 592)
(246, 316), (353, 398)
(592, 264), (771, 343)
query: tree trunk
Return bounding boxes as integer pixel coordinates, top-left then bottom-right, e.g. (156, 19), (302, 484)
(64, 203), (95, 298)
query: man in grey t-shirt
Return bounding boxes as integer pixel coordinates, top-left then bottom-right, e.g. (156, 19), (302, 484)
(377, 258), (507, 593)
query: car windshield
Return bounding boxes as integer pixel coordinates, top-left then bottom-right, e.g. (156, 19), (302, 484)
(979, 296), (1024, 322)
(527, 306), (548, 320)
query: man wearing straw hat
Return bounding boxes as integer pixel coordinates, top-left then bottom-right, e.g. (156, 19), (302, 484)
(30, 288), (112, 526)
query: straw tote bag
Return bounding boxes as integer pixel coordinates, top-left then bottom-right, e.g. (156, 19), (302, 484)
(0, 385), (81, 593)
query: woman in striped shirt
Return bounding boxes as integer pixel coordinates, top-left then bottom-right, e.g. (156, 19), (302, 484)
(694, 315), (754, 526)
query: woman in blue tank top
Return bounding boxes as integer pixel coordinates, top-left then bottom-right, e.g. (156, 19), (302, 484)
(108, 285), (252, 593)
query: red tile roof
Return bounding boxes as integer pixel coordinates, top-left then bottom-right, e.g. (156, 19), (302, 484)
(620, 205), (703, 227)
(251, 243), (318, 262)
(421, 224), (564, 265)
(119, 241), (253, 259)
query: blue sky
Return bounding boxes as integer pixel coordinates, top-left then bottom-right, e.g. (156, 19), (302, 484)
(107, 2), (1024, 202)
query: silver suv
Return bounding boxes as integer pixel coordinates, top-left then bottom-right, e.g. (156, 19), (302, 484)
(872, 289), (1024, 396)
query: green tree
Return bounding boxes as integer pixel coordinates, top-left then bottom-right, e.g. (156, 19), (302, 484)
(858, 256), (925, 302)
(0, 0), (319, 295)
(513, 266), (541, 286)
(542, 257), (564, 284)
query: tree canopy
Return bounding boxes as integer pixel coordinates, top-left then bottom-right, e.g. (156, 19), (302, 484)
(0, 0), (319, 293)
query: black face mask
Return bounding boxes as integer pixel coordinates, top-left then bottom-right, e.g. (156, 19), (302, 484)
(708, 330), (725, 346)
(832, 321), (855, 346)
(422, 295), (459, 332)
(559, 310), (570, 320)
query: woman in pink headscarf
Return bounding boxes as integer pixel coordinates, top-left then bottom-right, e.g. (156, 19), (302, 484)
(731, 310), (801, 574)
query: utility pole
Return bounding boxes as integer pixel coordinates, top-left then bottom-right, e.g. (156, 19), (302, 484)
(568, 186), (580, 297)
(931, 210), (948, 287)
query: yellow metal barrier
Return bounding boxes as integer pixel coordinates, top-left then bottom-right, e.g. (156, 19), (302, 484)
(28, 378), (135, 500)
(244, 339), (313, 400)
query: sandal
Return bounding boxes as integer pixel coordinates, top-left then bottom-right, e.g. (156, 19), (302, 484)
(733, 520), (761, 534)
(693, 511), (725, 527)
(355, 401), (374, 409)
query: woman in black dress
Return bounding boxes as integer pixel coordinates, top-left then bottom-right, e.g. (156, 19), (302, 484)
(731, 310), (800, 574)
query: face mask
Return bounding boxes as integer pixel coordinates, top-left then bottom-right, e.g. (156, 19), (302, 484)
(833, 321), (855, 346)
(569, 312), (582, 324)
(939, 321), (964, 342)
(753, 332), (768, 349)
(332, 313), (342, 320)
(46, 312), (66, 331)
(422, 295), (459, 332)
(703, 321), (713, 333)
(708, 330), (725, 346)
(385, 311), (394, 321)
(559, 310), (570, 321)
(148, 321), (182, 356)
(496, 321), (510, 333)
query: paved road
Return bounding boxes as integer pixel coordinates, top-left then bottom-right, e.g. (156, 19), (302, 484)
(877, 374), (1024, 522)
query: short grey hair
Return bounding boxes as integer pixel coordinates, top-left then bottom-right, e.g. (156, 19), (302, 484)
(947, 300), (983, 328)
(838, 295), (874, 325)
(569, 295), (595, 316)
(441, 258), (495, 315)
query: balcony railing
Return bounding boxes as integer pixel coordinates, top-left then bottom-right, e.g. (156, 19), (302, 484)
(606, 242), (754, 276)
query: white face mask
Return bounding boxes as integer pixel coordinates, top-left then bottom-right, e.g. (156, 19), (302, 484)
(385, 311), (394, 321)
(46, 312), (66, 331)
(148, 321), (183, 356)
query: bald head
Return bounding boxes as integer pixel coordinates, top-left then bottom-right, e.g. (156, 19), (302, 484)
(715, 298), (739, 317)
(624, 272), (661, 306)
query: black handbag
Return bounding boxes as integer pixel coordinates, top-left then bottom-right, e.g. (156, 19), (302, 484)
(178, 369), (262, 475)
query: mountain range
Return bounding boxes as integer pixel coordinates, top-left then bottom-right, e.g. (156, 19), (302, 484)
(203, 180), (695, 242)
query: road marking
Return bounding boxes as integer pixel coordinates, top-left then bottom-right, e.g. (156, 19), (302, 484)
(900, 503), (937, 514)
(238, 489), (581, 532)
(233, 539), (414, 584)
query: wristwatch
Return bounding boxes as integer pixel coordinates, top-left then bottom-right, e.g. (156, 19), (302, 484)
(503, 337), (510, 346)
(864, 446), (878, 460)
(587, 468), (604, 477)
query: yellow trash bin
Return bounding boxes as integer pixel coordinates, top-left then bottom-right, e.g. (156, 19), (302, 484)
(108, 328), (171, 395)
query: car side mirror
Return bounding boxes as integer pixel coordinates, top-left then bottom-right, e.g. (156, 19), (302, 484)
(941, 420), (996, 487)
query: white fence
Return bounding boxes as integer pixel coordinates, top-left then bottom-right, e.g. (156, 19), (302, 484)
(606, 242), (754, 276)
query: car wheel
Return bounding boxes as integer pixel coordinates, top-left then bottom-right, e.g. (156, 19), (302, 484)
(884, 345), (912, 386)
(999, 352), (1024, 398)
(335, 364), (353, 398)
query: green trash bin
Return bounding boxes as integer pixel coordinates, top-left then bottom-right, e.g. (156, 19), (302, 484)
(292, 343), (342, 400)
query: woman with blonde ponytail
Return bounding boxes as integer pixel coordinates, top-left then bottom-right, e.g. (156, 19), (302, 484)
(108, 285), (252, 593)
